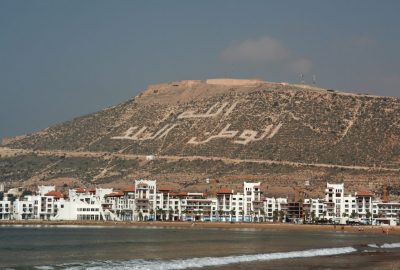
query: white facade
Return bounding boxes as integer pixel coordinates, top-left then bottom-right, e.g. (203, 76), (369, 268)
(0, 200), (12, 220)
(304, 198), (325, 220)
(55, 188), (113, 221)
(1, 181), (399, 225)
(13, 198), (34, 220)
(372, 201), (400, 226)
(354, 192), (373, 223)
(264, 197), (288, 221)
(134, 179), (157, 221)
(243, 182), (261, 216)
(54, 199), (104, 221)
(325, 183), (344, 220)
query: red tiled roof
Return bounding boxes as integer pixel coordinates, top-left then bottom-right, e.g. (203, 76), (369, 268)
(357, 191), (373, 196)
(124, 186), (135, 193)
(217, 188), (233, 194)
(178, 192), (188, 196)
(75, 188), (86, 193)
(88, 188), (96, 193)
(45, 191), (64, 199)
(106, 191), (124, 197)
(158, 186), (172, 192)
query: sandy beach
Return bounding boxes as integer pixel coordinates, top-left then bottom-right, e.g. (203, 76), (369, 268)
(1, 220), (399, 235)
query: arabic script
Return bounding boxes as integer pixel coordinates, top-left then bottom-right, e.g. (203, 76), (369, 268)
(187, 123), (282, 145)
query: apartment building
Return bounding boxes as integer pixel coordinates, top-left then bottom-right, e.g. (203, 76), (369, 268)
(134, 179), (157, 221)
(1, 181), (398, 225)
(0, 200), (11, 220)
(372, 201), (400, 226)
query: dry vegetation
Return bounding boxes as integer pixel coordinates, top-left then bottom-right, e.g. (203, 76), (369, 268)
(1, 79), (399, 197)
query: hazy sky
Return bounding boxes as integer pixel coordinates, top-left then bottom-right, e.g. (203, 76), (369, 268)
(1, 1), (400, 139)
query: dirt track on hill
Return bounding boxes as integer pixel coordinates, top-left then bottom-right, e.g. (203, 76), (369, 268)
(1, 147), (399, 172)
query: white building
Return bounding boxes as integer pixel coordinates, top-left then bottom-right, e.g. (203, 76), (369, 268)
(355, 191), (373, 223)
(264, 197), (288, 222)
(372, 201), (400, 226)
(324, 183), (345, 221)
(54, 187), (113, 221)
(10, 186), (64, 220)
(13, 198), (34, 220)
(304, 198), (325, 221)
(243, 182), (261, 217)
(0, 200), (12, 220)
(134, 180), (157, 221)
(1, 181), (399, 226)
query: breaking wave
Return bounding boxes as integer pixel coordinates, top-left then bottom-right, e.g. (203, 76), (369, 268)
(34, 246), (357, 270)
(380, 242), (400, 249)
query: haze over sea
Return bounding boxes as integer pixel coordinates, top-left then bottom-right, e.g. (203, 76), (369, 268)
(1, 225), (400, 269)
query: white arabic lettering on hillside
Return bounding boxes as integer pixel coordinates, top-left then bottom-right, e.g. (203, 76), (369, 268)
(111, 124), (177, 141)
(188, 123), (282, 145)
(111, 100), (283, 144)
(178, 101), (238, 119)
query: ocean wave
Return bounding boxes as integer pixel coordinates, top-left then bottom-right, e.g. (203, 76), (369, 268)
(366, 242), (400, 249)
(42, 247), (356, 270)
(380, 242), (400, 249)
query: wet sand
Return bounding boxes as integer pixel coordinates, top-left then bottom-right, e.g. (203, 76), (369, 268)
(1, 220), (399, 235)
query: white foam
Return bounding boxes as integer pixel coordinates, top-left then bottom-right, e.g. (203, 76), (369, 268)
(58, 247), (356, 270)
(380, 242), (400, 249)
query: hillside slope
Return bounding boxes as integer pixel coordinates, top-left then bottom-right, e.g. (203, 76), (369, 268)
(1, 79), (399, 198)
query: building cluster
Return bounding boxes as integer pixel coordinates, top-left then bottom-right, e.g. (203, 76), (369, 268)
(0, 181), (399, 226)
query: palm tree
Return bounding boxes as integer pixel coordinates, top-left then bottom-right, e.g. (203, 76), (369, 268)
(160, 209), (166, 221)
(279, 210), (285, 222)
(260, 209), (266, 222)
(149, 209), (154, 221)
(156, 207), (161, 221)
(134, 208), (140, 221)
(249, 210), (254, 222)
(230, 209), (236, 222)
(272, 210), (279, 223)
(311, 210), (316, 224)
(218, 209), (224, 222)
(240, 209), (245, 222)
(366, 210), (372, 225)
(181, 208), (188, 221)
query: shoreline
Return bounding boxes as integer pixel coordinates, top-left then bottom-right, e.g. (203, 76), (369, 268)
(1, 220), (399, 234)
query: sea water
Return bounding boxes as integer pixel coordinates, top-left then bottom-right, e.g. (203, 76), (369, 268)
(0, 225), (399, 269)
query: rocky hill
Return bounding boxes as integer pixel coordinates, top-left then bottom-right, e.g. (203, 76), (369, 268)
(1, 78), (399, 198)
